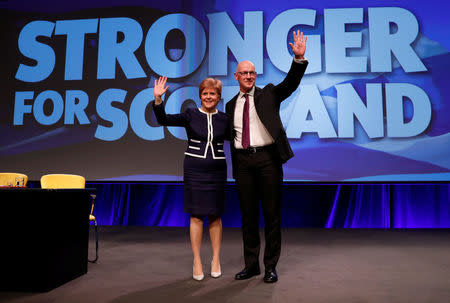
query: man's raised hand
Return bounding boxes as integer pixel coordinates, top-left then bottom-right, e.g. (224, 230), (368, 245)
(289, 30), (307, 60)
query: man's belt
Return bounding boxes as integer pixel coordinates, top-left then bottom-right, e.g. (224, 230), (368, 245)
(236, 144), (275, 154)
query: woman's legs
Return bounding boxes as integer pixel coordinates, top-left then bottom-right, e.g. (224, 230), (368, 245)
(190, 215), (204, 275)
(209, 215), (222, 273)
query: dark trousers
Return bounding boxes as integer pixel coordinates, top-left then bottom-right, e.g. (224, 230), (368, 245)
(234, 147), (283, 270)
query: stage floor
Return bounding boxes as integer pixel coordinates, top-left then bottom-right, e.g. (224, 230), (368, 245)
(1, 227), (450, 303)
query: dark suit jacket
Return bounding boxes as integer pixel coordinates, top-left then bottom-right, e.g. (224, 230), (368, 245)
(226, 60), (308, 178)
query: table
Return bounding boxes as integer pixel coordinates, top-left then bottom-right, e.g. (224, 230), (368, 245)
(0, 188), (93, 292)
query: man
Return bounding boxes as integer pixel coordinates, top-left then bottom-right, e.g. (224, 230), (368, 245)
(226, 30), (308, 283)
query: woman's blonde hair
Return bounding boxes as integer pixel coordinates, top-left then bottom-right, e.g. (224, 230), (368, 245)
(199, 78), (222, 98)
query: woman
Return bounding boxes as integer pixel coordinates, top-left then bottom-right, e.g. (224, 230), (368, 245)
(153, 76), (228, 281)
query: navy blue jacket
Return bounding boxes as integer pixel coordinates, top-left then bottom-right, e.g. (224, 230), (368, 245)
(153, 104), (229, 159)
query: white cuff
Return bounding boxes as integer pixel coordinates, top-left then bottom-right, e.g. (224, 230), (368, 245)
(293, 57), (307, 63)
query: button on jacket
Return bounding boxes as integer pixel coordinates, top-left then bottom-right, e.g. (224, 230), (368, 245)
(153, 104), (229, 159)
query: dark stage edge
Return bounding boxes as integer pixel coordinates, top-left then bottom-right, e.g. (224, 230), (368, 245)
(1, 227), (450, 303)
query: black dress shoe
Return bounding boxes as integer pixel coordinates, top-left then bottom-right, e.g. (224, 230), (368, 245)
(263, 268), (278, 283)
(235, 266), (261, 280)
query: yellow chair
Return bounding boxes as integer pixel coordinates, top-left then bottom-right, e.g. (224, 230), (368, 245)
(0, 173), (28, 187)
(40, 174), (98, 263)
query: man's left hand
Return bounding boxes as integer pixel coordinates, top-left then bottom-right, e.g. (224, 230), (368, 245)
(289, 30), (307, 60)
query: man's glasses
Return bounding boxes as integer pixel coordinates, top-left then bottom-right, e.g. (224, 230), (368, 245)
(237, 71), (257, 77)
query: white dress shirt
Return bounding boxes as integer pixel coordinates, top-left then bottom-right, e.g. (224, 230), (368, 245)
(233, 86), (274, 149)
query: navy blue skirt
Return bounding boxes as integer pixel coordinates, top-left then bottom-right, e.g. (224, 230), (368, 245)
(183, 154), (226, 216)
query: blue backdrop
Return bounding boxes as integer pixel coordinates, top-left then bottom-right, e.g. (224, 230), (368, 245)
(3, 1), (449, 228)
(1, 0), (450, 182)
(74, 183), (449, 228)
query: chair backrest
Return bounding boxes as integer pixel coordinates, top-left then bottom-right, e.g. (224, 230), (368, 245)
(40, 174), (86, 189)
(0, 173), (28, 186)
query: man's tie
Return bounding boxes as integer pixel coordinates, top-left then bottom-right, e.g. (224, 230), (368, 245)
(242, 93), (250, 149)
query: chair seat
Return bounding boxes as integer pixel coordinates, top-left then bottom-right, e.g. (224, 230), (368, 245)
(0, 173), (28, 187)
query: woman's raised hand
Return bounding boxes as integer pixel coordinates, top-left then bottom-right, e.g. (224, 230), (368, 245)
(154, 76), (169, 105)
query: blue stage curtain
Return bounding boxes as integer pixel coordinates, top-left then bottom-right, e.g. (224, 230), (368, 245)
(392, 184), (450, 228)
(92, 183), (187, 226)
(93, 183), (131, 225)
(86, 183), (449, 228)
(326, 185), (391, 228)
